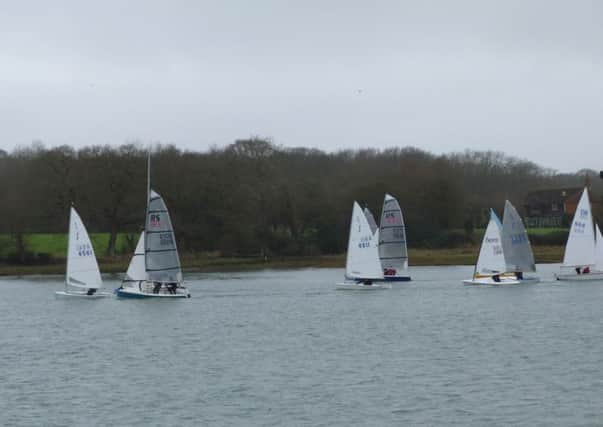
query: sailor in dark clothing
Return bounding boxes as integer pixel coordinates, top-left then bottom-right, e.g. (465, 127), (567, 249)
(153, 282), (161, 294)
(576, 267), (581, 275)
(515, 271), (524, 280)
(492, 274), (501, 283)
(86, 288), (97, 295)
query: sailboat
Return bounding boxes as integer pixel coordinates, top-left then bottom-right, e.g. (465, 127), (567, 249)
(336, 201), (388, 290)
(115, 154), (190, 298)
(500, 200), (539, 283)
(378, 193), (411, 281)
(555, 188), (603, 281)
(364, 207), (378, 235)
(55, 206), (110, 298)
(463, 209), (519, 285)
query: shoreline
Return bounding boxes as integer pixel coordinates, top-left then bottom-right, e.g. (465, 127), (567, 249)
(0, 246), (564, 277)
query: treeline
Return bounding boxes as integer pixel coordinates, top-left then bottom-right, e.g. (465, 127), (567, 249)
(0, 139), (600, 262)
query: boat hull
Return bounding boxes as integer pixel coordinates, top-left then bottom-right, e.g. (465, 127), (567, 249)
(555, 272), (603, 281)
(382, 276), (411, 282)
(463, 277), (521, 285)
(335, 282), (391, 290)
(115, 284), (190, 298)
(55, 290), (112, 299)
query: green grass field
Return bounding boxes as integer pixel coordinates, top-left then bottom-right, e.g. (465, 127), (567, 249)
(0, 233), (138, 258)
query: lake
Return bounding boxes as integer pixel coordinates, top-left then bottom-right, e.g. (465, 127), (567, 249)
(1, 264), (602, 426)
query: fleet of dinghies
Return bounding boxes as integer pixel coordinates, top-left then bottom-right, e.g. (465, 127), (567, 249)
(555, 188), (603, 281)
(40, 183), (603, 297)
(336, 193), (410, 289)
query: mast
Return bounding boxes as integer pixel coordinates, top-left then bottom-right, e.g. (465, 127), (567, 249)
(65, 205), (73, 290)
(147, 149), (151, 205)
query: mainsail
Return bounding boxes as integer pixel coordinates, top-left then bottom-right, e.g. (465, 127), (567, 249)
(501, 200), (536, 273)
(562, 188), (595, 267)
(145, 190), (182, 283)
(364, 207), (378, 235)
(345, 202), (383, 280)
(378, 194), (409, 276)
(475, 209), (506, 276)
(66, 207), (102, 289)
(125, 231), (146, 281)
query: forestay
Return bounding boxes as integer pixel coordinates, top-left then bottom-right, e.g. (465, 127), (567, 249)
(475, 210), (506, 276)
(125, 232), (146, 281)
(145, 190), (183, 283)
(378, 194), (409, 275)
(562, 188), (595, 267)
(346, 202), (383, 280)
(501, 200), (535, 273)
(364, 207), (378, 235)
(66, 207), (102, 289)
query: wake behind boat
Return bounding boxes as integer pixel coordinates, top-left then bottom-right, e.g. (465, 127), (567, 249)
(115, 154), (190, 299)
(555, 188), (603, 281)
(336, 201), (387, 290)
(55, 206), (111, 298)
(463, 209), (519, 285)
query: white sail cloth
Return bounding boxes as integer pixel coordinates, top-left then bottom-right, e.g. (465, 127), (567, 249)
(562, 188), (596, 267)
(501, 200), (536, 273)
(125, 232), (146, 281)
(475, 210), (506, 276)
(345, 202), (383, 280)
(66, 207), (102, 289)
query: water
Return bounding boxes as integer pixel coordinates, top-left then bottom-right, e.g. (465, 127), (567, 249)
(1, 264), (603, 426)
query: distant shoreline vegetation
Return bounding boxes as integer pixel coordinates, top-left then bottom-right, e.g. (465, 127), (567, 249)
(0, 139), (600, 269)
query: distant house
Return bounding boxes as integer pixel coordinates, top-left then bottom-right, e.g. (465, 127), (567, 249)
(524, 187), (583, 227)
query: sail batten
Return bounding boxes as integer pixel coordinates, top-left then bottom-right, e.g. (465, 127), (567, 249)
(378, 194), (409, 278)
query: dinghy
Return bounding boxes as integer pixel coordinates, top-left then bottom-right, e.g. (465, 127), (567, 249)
(336, 202), (389, 290)
(556, 188), (603, 281)
(500, 200), (539, 283)
(115, 154), (190, 298)
(463, 209), (519, 285)
(378, 194), (411, 281)
(364, 207), (378, 235)
(55, 207), (110, 298)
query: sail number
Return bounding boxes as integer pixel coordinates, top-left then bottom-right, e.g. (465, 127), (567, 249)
(76, 243), (93, 257)
(573, 221), (586, 233)
(159, 233), (174, 246)
(358, 235), (372, 249)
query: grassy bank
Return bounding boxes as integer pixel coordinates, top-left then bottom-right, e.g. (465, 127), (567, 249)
(0, 246), (564, 276)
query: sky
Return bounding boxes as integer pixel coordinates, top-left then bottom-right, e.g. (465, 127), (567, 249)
(1, 0), (602, 172)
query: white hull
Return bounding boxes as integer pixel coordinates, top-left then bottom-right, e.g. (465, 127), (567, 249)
(55, 290), (111, 299)
(555, 271), (603, 281)
(501, 274), (540, 284)
(335, 282), (391, 290)
(116, 281), (190, 298)
(463, 277), (521, 285)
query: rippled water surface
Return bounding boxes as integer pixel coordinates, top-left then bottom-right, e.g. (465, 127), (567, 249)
(2, 264), (603, 426)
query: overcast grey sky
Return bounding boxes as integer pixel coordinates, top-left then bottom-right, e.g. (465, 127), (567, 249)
(1, 0), (601, 172)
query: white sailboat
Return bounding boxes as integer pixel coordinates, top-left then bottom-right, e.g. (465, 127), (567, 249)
(463, 209), (519, 285)
(500, 200), (539, 283)
(556, 188), (603, 281)
(336, 201), (388, 290)
(378, 193), (411, 281)
(115, 154), (190, 298)
(55, 206), (110, 298)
